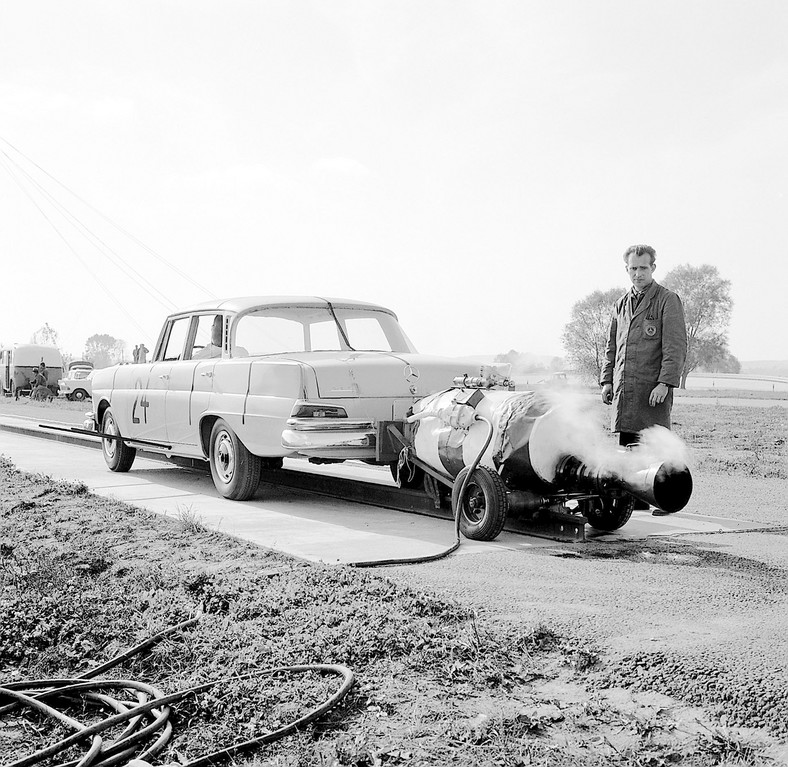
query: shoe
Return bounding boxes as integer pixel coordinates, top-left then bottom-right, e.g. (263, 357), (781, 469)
(651, 508), (674, 516)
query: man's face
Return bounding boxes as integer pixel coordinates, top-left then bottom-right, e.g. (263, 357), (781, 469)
(626, 253), (656, 291)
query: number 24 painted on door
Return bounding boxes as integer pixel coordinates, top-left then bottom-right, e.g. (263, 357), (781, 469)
(132, 379), (150, 424)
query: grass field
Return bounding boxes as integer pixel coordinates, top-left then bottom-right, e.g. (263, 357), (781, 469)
(672, 402), (787, 480)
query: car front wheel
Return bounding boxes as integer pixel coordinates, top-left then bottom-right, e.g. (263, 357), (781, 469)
(209, 419), (262, 500)
(72, 389), (88, 401)
(101, 408), (136, 472)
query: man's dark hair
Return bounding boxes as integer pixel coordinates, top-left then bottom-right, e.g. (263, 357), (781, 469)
(623, 244), (656, 264)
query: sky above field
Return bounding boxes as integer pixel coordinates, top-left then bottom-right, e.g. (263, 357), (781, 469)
(1, 1), (786, 362)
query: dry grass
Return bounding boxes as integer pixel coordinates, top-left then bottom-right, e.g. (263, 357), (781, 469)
(1, 456), (785, 766)
(673, 403), (787, 479)
(0, 395), (786, 764)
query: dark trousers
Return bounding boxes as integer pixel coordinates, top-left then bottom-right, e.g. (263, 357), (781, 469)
(618, 431), (650, 509)
(619, 431), (640, 447)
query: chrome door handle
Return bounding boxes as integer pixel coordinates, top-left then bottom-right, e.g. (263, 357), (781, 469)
(200, 371), (213, 378)
(159, 374), (170, 380)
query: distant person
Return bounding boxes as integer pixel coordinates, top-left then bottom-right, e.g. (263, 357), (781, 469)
(132, 345), (140, 363)
(31, 361), (52, 401)
(138, 343), (149, 364)
(600, 244), (687, 508)
(193, 316), (223, 359)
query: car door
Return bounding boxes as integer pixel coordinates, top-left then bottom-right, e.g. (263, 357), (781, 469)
(141, 316), (191, 445)
(166, 313), (224, 449)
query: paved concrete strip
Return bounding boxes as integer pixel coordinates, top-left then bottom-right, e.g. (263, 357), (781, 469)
(0, 429), (536, 564)
(587, 509), (760, 541)
(0, 417), (762, 563)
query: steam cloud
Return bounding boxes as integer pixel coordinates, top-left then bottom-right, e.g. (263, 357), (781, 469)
(537, 386), (692, 478)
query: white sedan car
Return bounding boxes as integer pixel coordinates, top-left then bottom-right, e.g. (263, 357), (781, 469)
(58, 367), (94, 401)
(88, 296), (484, 500)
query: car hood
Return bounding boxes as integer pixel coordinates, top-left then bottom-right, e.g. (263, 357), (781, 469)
(282, 351), (483, 399)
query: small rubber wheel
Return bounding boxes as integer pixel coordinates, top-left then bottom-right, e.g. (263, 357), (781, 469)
(101, 407), (136, 473)
(389, 458), (425, 490)
(209, 418), (261, 500)
(582, 495), (635, 531)
(73, 389), (87, 401)
(452, 466), (508, 541)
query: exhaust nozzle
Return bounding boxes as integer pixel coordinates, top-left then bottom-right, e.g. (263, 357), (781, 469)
(557, 455), (693, 514)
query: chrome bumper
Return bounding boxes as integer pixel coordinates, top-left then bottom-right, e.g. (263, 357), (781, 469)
(281, 417), (376, 454)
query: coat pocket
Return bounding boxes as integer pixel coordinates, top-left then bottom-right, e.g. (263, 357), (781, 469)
(642, 321), (661, 341)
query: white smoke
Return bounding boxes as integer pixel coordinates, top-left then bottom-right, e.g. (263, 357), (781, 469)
(636, 425), (691, 470)
(536, 387), (691, 478)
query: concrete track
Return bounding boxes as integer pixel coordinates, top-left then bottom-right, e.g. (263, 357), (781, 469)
(0, 410), (759, 565)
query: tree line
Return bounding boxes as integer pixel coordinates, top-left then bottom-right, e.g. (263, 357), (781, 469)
(23, 323), (128, 369)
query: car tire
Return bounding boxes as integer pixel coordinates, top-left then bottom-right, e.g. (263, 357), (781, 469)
(72, 389), (87, 401)
(101, 408), (136, 473)
(209, 418), (262, 501)
(452, 466), (508, 541)
(582, 495), (635, 531)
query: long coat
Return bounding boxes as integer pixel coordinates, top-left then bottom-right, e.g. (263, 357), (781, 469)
(600, 281), (687, 433)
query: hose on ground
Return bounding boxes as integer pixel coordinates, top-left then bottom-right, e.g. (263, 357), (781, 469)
(350, 414), (495, 568)
(0, 618), (355, 767)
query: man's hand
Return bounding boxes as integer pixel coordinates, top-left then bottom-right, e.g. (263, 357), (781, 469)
(601, 383), (613, 405)
(649, 382), (669, 406)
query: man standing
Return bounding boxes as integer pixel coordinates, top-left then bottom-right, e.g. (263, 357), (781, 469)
(600, 244), (687, 450)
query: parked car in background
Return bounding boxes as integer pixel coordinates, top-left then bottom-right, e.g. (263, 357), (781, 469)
(58, 364), (94, 401)
(87, 296), (493, 500)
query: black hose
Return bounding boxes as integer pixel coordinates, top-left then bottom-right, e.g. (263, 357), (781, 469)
(350, 415), (495, 568)
(0, 619), (355, 767)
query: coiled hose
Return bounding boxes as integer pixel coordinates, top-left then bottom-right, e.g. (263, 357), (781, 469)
(0, 618), (355, 767)
(350, 414), (495, 568)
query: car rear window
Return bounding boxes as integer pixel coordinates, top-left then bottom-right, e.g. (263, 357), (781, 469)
(233, 307), (414, 355)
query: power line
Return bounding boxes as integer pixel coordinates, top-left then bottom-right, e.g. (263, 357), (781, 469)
(0, 135), (218, 300)
(0, 150), (152, 341)
(0, 148), (178, 313)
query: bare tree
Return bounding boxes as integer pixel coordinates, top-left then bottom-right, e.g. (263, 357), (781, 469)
(85, 334), (126, 369)
(561, 288), (622, 384)
(662, 264), (733, 388)
(30, 323), (60, 347)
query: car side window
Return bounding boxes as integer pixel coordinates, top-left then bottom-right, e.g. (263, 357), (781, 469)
(235, 315), (304, 355)
(162, 317), (191, 361)
(189, 314), (224, 359)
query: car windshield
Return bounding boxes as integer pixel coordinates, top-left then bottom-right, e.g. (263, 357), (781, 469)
(233, 306), (416, 356)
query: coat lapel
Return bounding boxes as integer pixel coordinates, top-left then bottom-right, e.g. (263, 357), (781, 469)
(632, 281), (658, 319)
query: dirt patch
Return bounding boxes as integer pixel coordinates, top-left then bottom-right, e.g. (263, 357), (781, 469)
(548, 536), (788, 585)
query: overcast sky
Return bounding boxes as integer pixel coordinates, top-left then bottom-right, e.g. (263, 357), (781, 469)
(1, 1), (786, 362)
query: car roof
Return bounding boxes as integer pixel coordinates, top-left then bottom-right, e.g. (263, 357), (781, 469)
(172, 296), (397, 317)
